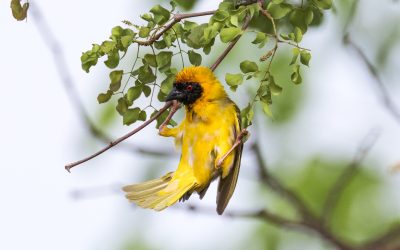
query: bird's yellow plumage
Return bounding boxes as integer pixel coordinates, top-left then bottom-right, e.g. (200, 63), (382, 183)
(123, 66), (243, 214)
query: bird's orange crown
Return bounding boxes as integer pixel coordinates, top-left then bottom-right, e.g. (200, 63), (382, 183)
(175, 66), (228, 102)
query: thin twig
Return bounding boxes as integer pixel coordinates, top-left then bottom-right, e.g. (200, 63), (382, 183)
(134, 11), (216, 46)
(183, 204), (354, 250)
(361, 224), (400, 250)
(251, 143), (315, 221)
(185, 204), (305, 229)
(322, 129), (380, 226)
(342, 0), (400, 125)
(65, 102), (173, 172)
(210, 15), (252, 71)
(344, 36), (400, 125)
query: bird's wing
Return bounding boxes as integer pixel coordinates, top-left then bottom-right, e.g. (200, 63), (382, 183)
(216, 104), (243, 215)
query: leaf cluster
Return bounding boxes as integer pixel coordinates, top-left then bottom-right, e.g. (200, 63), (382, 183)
(80, 0), (332, 127)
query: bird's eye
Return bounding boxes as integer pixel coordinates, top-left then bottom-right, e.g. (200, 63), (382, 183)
(186, 85), (193, 91)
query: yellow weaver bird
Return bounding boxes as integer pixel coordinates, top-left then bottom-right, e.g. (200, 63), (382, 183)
(122, 66), (245, 214)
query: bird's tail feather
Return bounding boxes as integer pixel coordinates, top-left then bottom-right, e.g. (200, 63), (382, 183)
(122, 171), (196, 211)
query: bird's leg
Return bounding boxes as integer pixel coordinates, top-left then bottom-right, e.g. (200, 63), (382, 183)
(216, 129), (248, 168)
(159, 100), (181, 136)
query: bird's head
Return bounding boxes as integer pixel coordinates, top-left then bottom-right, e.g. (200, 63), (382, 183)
(165, 66), (227, 106)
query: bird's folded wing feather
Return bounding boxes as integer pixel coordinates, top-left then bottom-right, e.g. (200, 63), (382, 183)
(216, 105), (243, 215)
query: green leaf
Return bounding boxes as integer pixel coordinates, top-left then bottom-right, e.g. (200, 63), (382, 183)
(138, 110), (147, 121)
(220, 27), (242, 43)
(240, 103), (254, 128)
(291, 64), (302, 84)
(230, 15), (239, 27)
(81, 50), (99, 73)
(141, 13), (153, 22)
(121, 35), (133, 49)
(138, 65), (156, 84)
(213, 10), (229, 22)
(290, 48), (300, 65)
(156, 51), (173, 70)
(247, 3), (260, 18)
(313, 0), (332, 10)
(203, 23), (220, 44)
(269, 76), (283, 95)
(218, 2), (234, 11)
(183, 20), (198, 31)
(104, 51), (120, 69)
(116, 97), (128, 115)
(252, 32), (267, 45)
(154, 40), (167, 50)
(142, 85), (152, 97)
(123, 108), (141, 125)
(170, 1), (177, 11)
(186, 24), (207, 49)
(162, 32), (174, 48)
(280, 33), (290, 40)
(294, 27), (303, 43)
(144, 54), (157, 67)
(157, 89), (167, 102)
(97, 90), (113, 104)
(188, 50), (202, 66)
(139, 27), (150, 38)
(100, 41), (116, 54)
(203, 44), (212, 55)
(111, 26), (124, 37)
(225, 73), (244, 88)
(260, 96), (273, 117)
(126, 85), (142, 104)
(150, 4), (171, 25)
(290, 9), (312, 33)
(305, 8), (314, 24)
(109, 70), (123, 92)
(160, 75), (175, 94)
(11, 0), (29, 21)
(267, 3), (292, 19)
(240, 60), (258, 73)
(300, 50), (311, 66)
(261, 100), (273, 117)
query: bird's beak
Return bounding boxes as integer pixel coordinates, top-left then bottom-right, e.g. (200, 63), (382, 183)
(165, 86), (185, 102)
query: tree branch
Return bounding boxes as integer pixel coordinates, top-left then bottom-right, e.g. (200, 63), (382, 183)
(361, 224), (400, 250)
(134, 11), (216, 46)
(65, 102), (173, 172)
(251, 143), (315, 221)
(210, 15), (252, 71)
(322, 129), (380, 226)
(251, 142), (356, 250)
(184, 204), (355, 250)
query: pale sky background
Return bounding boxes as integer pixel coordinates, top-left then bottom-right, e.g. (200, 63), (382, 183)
(1, 1), (400, 250)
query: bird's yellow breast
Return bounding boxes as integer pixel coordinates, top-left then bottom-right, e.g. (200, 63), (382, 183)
(175, 99), (238, 190)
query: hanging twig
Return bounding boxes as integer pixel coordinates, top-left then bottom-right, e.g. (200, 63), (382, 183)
(321, 129), (380, 226)
(210, 15), (252, 71)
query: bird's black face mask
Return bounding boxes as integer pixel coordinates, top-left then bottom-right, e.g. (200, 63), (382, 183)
(165, 82), (203, 105)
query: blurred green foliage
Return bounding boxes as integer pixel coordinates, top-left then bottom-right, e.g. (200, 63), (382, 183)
(244, 158), (391, 249)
